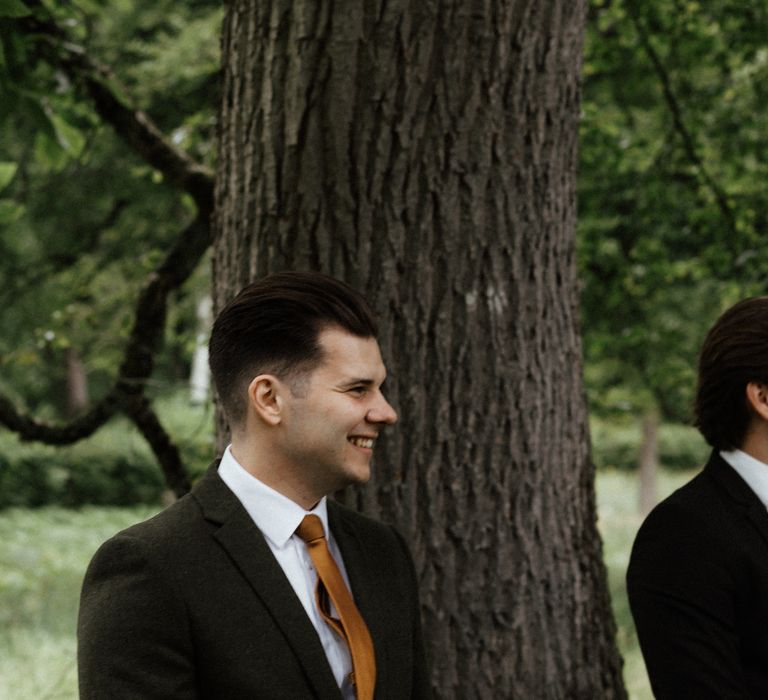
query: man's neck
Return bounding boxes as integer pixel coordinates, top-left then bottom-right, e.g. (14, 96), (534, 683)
(229, 440), (322, 510)
(738, 429), (768, 467)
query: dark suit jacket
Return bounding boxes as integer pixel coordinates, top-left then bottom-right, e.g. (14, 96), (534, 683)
(626, 451), (768, 699)
(78, 465), (430, 699)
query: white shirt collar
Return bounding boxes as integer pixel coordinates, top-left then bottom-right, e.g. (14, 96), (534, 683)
(720, 448), (768, 511)
(217, 445), (330, 548)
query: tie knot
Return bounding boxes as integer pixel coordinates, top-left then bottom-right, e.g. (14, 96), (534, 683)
(296, 514), (326, 543)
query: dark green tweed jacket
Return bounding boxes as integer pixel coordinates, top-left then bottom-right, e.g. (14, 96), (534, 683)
(77, 464), (430, 699)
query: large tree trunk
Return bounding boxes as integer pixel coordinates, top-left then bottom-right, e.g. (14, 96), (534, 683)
(213, 1), (625, 697)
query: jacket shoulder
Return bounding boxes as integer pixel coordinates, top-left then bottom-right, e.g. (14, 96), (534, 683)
(329, 499), (401, 542)
(635, 453), (752, 543)
(627, 456), (753, 591)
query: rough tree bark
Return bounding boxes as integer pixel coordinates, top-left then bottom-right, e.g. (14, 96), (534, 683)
(214, 1), (626, 697)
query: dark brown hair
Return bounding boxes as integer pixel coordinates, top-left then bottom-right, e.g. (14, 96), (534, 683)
(209, 271), (377, 424)
(694, 296), (768, 450)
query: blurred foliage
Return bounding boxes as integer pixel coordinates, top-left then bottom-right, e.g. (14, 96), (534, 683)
(579, 0), (768, 423)
(2, 0), (767, 487)
(590, 415), (709, 471)
(0, 0), (220, 417)
(0, 393), (213, 508)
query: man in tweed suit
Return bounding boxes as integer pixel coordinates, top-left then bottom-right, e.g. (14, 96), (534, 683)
(78, 271), (430, 699)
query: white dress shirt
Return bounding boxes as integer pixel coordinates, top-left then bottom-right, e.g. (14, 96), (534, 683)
(720, 448), (768, 512)
(218, 446), (355, 698)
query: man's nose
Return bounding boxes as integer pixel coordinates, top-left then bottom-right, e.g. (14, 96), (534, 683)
(367, 394), (398, 425)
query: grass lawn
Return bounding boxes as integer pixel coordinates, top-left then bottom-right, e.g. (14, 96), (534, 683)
(0, 470), (696, 698)
(0, 506), (158, 699)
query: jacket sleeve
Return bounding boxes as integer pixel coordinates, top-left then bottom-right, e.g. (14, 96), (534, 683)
(77, 533), (198, 699)
(626, 503), (750, 700)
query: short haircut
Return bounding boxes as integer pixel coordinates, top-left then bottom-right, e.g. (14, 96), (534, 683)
(694, 296), (768, 450)
(209, 271), (378, 425)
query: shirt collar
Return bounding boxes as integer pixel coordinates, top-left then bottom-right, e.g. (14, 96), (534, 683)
(720, 448), (768, 511)
(217, 445), (330, 548)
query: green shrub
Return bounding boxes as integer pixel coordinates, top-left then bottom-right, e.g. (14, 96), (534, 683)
(0, 393), (214, 508)
(590, 420), (639, 471)
(590, 417), (710, 471)
(0, 443), (165, 509)
(0, 452), (52, 508)
(657, 424), (710, 470)
(61, 453), (166, 507)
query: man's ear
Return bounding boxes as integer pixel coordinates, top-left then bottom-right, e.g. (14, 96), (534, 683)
(745, 382), (768, 422)
(247, 375), (284, 426)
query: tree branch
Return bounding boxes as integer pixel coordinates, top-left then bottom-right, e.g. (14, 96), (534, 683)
(117, 213), (212, 386)
(123, 394), (191, 497)
(16, 8), (214, 212)
(68, 54), (214, 211)
(0, 4), (215, 496)
(0, 212), (211, 444)
(625, 3), (738, 237)
(0, 198), (130, 308)
(0, 388), (123, 444)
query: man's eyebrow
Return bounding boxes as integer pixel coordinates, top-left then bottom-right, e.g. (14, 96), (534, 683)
(338, 378), (376, 388)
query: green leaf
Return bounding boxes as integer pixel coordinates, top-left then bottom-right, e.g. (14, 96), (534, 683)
(0, 161), (17, 190)
(48, 111), (86, 156)
(0, 199), (23, 224)
(0, 0), (31, 18)
(33, 131), (68, 169)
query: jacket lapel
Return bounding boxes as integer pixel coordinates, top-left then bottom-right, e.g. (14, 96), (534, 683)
(707, 451), (768, 548)
(329, 502), (388, 697)
(193, 465), (341, 700)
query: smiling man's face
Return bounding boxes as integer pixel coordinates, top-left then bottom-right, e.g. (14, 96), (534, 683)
(277, 326), (398, 499)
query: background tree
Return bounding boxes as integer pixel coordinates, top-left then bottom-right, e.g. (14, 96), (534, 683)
(578, 0), (768, 507)
(0, 0), (223, 493)
(7, 0), (768, 693)
(580, 0), (768, 413)
(213, 1), (625, 697)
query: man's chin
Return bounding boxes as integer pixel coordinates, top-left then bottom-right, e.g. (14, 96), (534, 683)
(336, 464), (372, 490)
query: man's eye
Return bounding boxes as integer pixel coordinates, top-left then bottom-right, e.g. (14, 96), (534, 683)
(349, 386), (367, 395)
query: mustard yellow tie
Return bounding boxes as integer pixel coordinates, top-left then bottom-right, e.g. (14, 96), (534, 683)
(296, 514), (376, 700)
